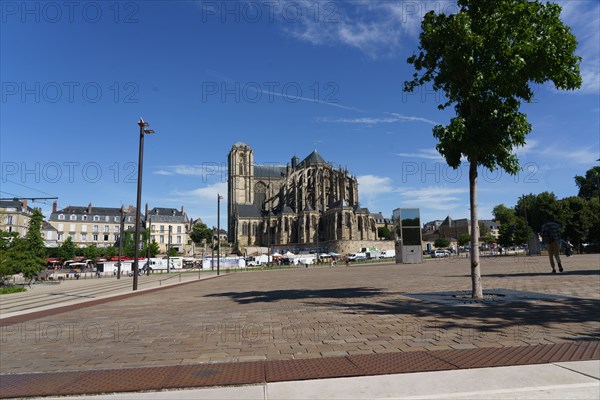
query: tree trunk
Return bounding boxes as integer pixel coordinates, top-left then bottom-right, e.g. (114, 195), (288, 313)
(469, 160), (483, 299)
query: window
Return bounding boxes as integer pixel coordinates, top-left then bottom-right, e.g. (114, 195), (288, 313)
(58, 214), (65, 220)
(104, 234), (109, 241)
(82, 215), (87, 221)
(81, 225), (87, 232)
(93, 225), (99, 233)
(105, 216), (110, 222)
(6, 216), (13, 225)
(160, 236), (164, 243)
(128, 216), (132, 222)
(93, 234), (98, 241)
(114, 226), (120, 232)
(57, 233), (63, 241)
(177, 236), (181, 244)
(177, 226), (182, 233)
(150, 235), (155, 241)
(93, 215), (99, 221)
(69, 224), (75, 232)
(81, 233), (87, 241)
(114, 216), (119, 222)
(70, 214), (77, 220)
(104, 225), (109, 233)
(151, 224), (156, 231)
(160, 225), (165, 233)
(242, 222), (248, 235)
(58, 223), (64, 231)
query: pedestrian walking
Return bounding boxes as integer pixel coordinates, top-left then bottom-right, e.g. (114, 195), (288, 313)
(541, 216), (564, 274)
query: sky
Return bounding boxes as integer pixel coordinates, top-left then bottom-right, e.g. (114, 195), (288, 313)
(1, 0), (599, 228)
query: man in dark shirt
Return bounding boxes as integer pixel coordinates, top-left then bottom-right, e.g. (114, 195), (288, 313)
(541, 218), (563, 274)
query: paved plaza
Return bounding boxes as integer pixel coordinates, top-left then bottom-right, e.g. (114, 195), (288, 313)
(0, 254), (599, 397)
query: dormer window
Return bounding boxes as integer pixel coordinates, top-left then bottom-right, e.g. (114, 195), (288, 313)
(105, 216), (110, 222)
(82, 215), (88, 221)
(93, 215), (100, 221)
(58, 214), (65, 220)
(70, 215), (77, 221)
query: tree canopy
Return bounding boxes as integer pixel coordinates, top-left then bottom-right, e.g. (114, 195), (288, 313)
(404, 0), (581, 298)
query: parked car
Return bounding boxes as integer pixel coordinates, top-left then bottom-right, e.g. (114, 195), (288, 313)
(431, 249), (451, 258)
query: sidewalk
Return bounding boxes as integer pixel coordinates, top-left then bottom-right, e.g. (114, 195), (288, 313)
(27, 360), (600, 399)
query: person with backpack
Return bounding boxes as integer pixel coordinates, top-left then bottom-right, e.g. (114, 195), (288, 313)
(541, 216), (564, 274)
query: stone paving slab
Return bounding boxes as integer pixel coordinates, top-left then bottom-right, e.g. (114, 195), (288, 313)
(0, 254), (599, 396)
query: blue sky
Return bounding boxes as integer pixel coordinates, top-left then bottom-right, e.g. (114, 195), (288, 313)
(1, 0), (599, 228)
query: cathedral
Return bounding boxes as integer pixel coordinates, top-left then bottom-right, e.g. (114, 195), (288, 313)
(227, 142), (381, 253)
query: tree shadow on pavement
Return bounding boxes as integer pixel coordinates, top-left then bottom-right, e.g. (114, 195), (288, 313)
(205, 287), (382, 304)
(309, 294), (600, 337)
(444, 270), (600, 278)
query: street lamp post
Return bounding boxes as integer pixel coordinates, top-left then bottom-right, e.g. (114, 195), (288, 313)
(217, 194), (223, 276)
(133, 118), (154, 291)
(146, 216), (151, 275)
(118, 205), (125, 279)
(167, 225), (172, 273)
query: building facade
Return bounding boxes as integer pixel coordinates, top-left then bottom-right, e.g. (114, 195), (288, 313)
(228, 143), (382, 253)
(48, 202), (139, 248)
(0, 200), (34, 236)
(147, 207), (191, 254)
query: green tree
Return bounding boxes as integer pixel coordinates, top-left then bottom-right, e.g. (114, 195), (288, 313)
(587, 198), (600, 246)
(58, 237), (77, 261)
(458, 233), (471, 247)
(190, 223), (212, 244)
(516, 192), (562, 233)
(104, 246), (118, 259)
(498, 216), (530, 247)
(1, 210), (47, 281)
(377, 226), (393, 240)
(493, 204), (515, 225)
(405, 0), (581, 297)
(83, 244), (98, 261)
(123, 230), (150, 257)
(575, 166), (600, 200)
(434, 237), (451, 248)
(0, 231), (19, 281)
(560, 196), (594, 251)
(149, 240), (160, 257)
(167, 247), (178, 257)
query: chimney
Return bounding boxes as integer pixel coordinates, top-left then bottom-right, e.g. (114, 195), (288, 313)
(181, 205), (185, 216)
(52, 200), (57, 213)
(21, 199), (27, 209)
(128, 204), (134, 213)
(87, 202), (92, 214)
(145, 203), (148, 216)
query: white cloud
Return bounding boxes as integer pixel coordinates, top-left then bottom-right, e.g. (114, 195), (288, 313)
(175, 182), (228, 202)
(357, 175), (395, 196)
(320, 113), (437, 126)
(396, 148), (444, 161)
(559, 1), (600, 95)
(279, 0), (428, 58)
(153, 164), (227, 179)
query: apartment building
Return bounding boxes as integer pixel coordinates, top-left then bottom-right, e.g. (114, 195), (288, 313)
(147, 206), (191, 255)
(0, 199), (35, 236)
(48, 202), (140, 248)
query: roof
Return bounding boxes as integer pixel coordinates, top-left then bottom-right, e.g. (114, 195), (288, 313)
(0, 200), (35, 213)
(51, 205), (139, 221)
(298, 150), (328, 167)
(148, 207), (187, 223)
(254, 164), (286, 178)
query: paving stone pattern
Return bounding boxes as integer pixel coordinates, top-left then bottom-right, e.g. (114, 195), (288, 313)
(1, 254), (599, 375)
